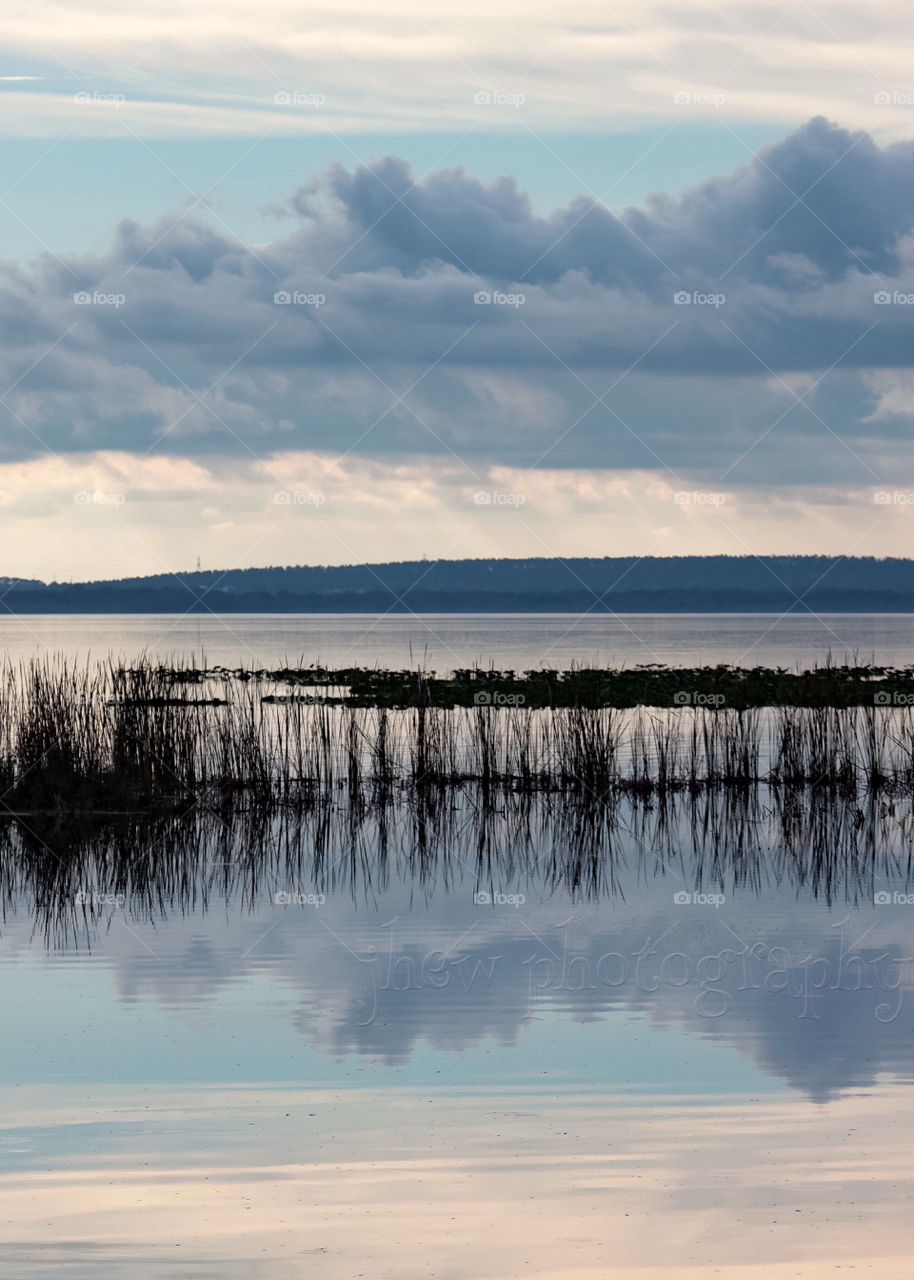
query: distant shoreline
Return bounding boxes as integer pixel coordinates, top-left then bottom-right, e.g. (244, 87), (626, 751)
(5, 601), (914, 615)
(6, 556), (914, 614)
(5, 610), (914, 619)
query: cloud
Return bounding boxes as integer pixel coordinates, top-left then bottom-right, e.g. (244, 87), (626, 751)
(11, 864), (914, 1102)
(6, 1), (914, 139)
(6, 109), (914, 588)
(295, 120), (914, 288)
(6, 447), (910, 582)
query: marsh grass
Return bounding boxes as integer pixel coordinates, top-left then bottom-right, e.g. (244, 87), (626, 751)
(2, 657), (914, 815)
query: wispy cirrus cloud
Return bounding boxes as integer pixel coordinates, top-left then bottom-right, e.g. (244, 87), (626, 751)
(3, 1), (914, 138)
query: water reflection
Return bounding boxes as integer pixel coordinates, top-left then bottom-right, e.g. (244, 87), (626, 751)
(3, 791), (914, 1275)
(6, 787), (914, 936)
(3, 1085), (914, 1278)
(1, 790), (914, 1100)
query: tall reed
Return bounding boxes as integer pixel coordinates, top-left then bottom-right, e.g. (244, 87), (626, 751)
(1, 658), (914, 813)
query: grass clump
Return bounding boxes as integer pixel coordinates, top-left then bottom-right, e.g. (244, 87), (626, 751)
(2, 657), (914, 815)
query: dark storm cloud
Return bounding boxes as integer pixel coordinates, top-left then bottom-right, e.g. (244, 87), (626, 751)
(292, 117), (914, 287)
(4, 117), (914, 481)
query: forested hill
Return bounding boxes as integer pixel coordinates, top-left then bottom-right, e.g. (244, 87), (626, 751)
(4, 556), (914, 613)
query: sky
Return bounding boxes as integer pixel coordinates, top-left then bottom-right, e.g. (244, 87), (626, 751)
(4, 1), (914, 579)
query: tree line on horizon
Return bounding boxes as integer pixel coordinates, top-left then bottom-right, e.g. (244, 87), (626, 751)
(4, 555), (914, 612)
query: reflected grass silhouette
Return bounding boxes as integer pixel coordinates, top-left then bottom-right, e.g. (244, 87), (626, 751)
(4, 785), (913, 946)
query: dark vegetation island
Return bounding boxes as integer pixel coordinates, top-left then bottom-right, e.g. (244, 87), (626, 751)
(6, 555), (914, 613)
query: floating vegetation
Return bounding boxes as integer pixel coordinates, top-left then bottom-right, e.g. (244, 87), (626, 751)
(160, 656), (914, 710)
(2, 657), (914, 815)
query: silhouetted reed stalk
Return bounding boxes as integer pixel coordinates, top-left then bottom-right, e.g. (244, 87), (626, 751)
(3, 658), (914, 814)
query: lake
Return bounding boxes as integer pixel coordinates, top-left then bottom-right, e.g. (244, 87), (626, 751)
(1, 615), (914, 1277)
(2, 610), (914, 669)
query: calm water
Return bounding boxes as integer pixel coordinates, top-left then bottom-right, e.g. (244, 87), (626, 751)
(2, 611), (914, 669)
(2, 616), (914, 1276)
